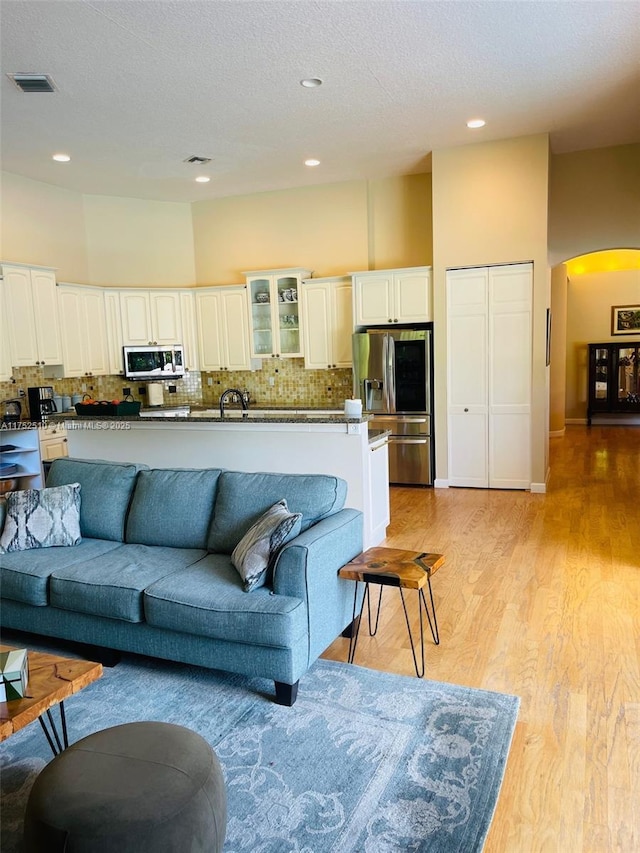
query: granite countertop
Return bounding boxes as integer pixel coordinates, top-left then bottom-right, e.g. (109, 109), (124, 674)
(50, 406), (372, 426)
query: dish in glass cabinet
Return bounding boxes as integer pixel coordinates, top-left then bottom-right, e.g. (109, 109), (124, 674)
(255, 292), (270, 303)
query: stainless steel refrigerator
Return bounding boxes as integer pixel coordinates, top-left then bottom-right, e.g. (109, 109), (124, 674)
(352, 326), (434, 485)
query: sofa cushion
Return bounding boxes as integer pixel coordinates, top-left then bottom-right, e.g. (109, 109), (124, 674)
(0, 484), (81, 553)
(0, 538), (122, 606)
(126, 468), (222, 549)
(231, 499), (302, 592)
(207, 471), (347, 554)
(50, 544), (206, 623)
(46, 458), (147, 542)
(144, 555), (306, 648)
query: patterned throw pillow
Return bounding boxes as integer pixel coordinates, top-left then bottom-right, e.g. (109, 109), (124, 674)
(231, 499), (302, 592)
(0, 484), (82, 553)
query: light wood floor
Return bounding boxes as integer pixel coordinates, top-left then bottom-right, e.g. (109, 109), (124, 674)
(323, 425), (639, 852)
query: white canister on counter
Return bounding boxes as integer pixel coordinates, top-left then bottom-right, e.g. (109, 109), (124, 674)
(71, 394), (82, 408)
(53, 395), (64, 413)
(344, 398), (363, 418)
(61, 395), (72, 411)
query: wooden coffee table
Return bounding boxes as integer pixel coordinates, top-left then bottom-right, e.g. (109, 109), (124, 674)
(0, 644), (102, 756)
(338, 547), (445, 678)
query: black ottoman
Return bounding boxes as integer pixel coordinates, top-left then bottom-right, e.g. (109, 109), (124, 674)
(23, 721), (227, 853)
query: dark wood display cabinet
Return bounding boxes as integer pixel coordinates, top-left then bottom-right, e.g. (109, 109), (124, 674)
(587, 342), (640, 425)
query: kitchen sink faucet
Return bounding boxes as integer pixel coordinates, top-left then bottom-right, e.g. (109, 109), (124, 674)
(219, 388), (249, 417)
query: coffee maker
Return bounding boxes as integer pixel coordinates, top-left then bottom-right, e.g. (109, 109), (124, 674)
(28, 386), (57, 423)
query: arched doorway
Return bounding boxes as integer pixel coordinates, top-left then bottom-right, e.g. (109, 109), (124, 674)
(550, 249), (640, 432)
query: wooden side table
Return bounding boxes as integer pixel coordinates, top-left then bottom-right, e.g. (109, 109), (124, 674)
(0, 645), (102, 756)
(338, 547), (445, 678)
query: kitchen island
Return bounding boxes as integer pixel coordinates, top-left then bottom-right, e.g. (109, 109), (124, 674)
(56, 408), (390, 549)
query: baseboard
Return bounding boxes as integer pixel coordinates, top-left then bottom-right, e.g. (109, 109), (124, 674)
(549, 428), (566, 438)
(566, 418), (587, 425)
(433, 478), (449, 489)
(530, 482), (546, 494)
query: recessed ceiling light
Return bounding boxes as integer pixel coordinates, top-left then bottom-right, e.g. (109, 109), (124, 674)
(195, 176), (210, 183)
(466, 119), (486, 129)
(300, 78), (323, 88)
(304, 159), (320, 167)
(52, 153), (70, 162)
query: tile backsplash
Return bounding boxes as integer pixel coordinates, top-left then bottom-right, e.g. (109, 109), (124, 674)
(1, 361), (354, 417)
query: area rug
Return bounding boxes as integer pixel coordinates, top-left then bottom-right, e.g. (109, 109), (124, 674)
(1, 650), (519, 852)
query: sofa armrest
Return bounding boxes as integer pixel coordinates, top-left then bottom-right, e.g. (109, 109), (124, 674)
(272, 508), (363, 664)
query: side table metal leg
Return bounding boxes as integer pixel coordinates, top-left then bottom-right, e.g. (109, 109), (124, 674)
(367, 585), (383, 636)
(422, 578), (440, 645)
(399, 587), (425, 678)
(38, 702), (69, 757)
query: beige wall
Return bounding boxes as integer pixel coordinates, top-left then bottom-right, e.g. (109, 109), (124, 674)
(0, 172), (89, 281)
(0, 172), (196, 287)
(191, 175), (432, 285)
(368, 174), (433, 270)
(192, 181), (369, 284)
(83, 195), (196, 287)
(550, 265), (568, 433)
(549, 144), (640, 266)
(565, 267), (640, 421)
(432, 133), (550, 488)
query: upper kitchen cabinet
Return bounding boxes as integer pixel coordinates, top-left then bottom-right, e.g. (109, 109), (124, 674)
(196, 286), (251, 371)
(119, 290), (183, 345)
(57, 284), (108, 378)
(2, 263), (63, 368)
(301, 276), (352, 369)
(179, 291), (199, 372)
(244, 268), (312, 359)
(104, 289), (124, 375)
(352, 266), (432, 326)
(0, 275), (12, 381)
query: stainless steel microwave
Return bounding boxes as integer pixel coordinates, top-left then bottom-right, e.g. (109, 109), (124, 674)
(123, 345), (185, 380)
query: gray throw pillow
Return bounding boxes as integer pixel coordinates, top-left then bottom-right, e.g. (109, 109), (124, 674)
(0, 483), (82, 553)
(231, 499), (302, 592)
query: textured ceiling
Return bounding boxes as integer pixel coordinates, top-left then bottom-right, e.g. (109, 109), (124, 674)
(1, 0), (639, 203)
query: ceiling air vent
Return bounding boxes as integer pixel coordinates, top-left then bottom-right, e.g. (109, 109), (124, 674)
(8, 74), (57, 93)
(184, 155), (212, 165)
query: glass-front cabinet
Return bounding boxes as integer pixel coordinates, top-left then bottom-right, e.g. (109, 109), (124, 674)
(587, 342), (640, 424)
(244, 269), (311, 358)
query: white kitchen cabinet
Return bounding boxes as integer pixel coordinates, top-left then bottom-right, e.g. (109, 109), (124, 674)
(104, 289), (124, 375)
(301, 276), (352, 369)
(120, 290), (183, 346)
(447, 263), (532, 489)
(196, 286), (251, 371)
(179, 291), (199, 371)
(367, 434), (391, 546)
(39, 424), (68, 461)
(352, 266), (431, 326)
(57, 284), (108, 378)
(2, 263), (63, 367)
(0, 275), (12, 381)
(244, 268), (311, 359)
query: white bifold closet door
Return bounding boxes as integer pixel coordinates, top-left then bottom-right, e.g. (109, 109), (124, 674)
(447, 263), (532, 489)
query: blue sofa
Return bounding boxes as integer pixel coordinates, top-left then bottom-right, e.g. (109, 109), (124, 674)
(0, 458), (363, 705)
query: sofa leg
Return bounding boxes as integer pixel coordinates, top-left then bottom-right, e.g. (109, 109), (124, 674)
(274, 680), (299, 706)
(341, 615), (361, 639)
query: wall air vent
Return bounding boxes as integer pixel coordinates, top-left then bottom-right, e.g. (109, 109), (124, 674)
(184, 155), (212, 165)
(8, 74), (57, 93)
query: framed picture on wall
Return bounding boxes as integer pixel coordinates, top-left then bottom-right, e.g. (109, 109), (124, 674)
(611, 305), (640, 336)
